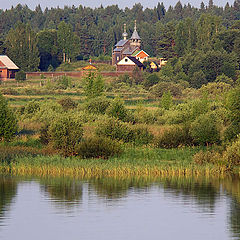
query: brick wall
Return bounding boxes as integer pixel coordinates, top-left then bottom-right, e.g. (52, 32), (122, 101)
(26, 71), (132, 79)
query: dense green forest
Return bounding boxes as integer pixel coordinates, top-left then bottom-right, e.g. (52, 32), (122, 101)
(0, 1), (239, 73)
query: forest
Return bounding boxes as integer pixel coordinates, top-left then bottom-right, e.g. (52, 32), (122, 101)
(0, 0), (239, 74)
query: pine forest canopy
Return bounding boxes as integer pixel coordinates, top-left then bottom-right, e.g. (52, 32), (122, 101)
(0, 0), (239, 74)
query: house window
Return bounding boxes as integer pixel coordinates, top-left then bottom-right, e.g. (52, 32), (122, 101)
(125, 58), (128, 62)
(117, 56), (119, 61)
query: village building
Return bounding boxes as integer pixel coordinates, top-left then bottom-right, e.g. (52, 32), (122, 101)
(112, 21), (149, 71)
(132, 50), (149, 63)
(0, 55), (19, 80)
(150, 61), (159, 72)
(116, 56), (145, 72)
(82, 65), (97, 70)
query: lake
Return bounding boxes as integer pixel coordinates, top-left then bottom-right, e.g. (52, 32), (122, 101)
(0, 174), (240, 240)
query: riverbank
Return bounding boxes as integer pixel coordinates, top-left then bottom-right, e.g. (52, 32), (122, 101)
(0, 146), (238, 178)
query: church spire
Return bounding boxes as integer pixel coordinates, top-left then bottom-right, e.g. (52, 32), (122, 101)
(131, 20), (141, 40)
(122, 23), (128, 40)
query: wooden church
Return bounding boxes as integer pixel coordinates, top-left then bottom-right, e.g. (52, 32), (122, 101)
(112, 21), (149, 71)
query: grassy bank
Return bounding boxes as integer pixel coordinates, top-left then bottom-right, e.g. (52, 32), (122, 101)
(0, 146), (238, 178)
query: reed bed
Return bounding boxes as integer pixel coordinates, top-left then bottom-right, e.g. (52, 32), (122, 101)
(0, 147), (237, 179)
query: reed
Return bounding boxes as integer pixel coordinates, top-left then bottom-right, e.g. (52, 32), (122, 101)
(0, 147), (237, 178)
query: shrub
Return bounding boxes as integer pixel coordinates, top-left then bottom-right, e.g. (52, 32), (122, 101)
(155, 125), (193, 148)
(82, 72), (104, 99)
(23, 100), (40, 117)
(106, 98), (130, 122)
(117, 74), (133, 86)
(224, 122), (240, 142)
(193, 150), (221, 165)
(48, 115), (83, 156)
(191, 113), (220, 145)
(0, 94), (18, 142)
(199, 82), (232, 98)
(160, 91), (173, 110)
(143, 73), (160, 89)
(1, 88), (19, 95)
(83, 96), (111, 115)
(96, 118), (134, 143)
(223, 135), (240, 166)
(150, 82), (183, 98)
(134, 107), (161, 124)
(75, 136), (122, 159)
(131, 125), (154, 145)
(58, 97), (77, 111)
(46, 75), (72, 90)
(15, 70), (26, 81)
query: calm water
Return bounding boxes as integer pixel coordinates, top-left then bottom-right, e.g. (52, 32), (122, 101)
(0, 175), (240, 240)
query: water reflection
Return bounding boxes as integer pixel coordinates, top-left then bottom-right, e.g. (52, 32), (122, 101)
(0, 175), (239, 239)
(0, 176), (17, 226)
(40, 177), (83, 207)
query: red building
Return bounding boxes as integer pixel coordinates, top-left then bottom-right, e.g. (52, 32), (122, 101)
(0, 55), (19, 80)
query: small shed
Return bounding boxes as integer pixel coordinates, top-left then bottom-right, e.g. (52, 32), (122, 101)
(117, 56), (145, 72)
(0, 55), (19, 80)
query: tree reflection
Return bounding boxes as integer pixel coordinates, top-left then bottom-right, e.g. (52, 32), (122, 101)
(0, 175), (17, 225)
(40, 177), (82, 207)
(89, 177), (153, 199)
(161, 177), (219, 211)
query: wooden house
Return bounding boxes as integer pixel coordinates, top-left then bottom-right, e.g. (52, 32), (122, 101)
(116, 56), (145, 72)
(0, 55), (19, 80)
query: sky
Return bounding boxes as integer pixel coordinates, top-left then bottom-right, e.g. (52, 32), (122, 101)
(0, 0), (235, 11)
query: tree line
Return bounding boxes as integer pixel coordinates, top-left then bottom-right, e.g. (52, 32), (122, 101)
(0, 1), (239, 74)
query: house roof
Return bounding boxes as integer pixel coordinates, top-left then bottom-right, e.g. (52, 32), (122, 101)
(0, 55), (19, 69)
(122, 47), (139, 55)
(82, 64), (97, 70)
(117, 56), (145, 68)
(127, 56), (144, 67)
(113, 47), (124, 52)
(115, 39), (128, 47)
(132, 50), (149, 57)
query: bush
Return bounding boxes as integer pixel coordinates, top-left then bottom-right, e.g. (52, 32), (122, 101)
(96, 118), (135, 143)
(82, 72), (104, 99)
(1, 88), (19, 95)
(155, 125), (193, 148)
(0, 94), (18, 141)
(199, 82), (232, 98)
(106, 98), (131, 122)
(83, 96), (111, 115)
(46, 75), (72, 90)
(15, 70), (26, 81)
(75, 136), (122, 159)
(23, 100), (40, 117)
(224, 122), (240, 142)
(223, 135), (240, 166)
(150, 82), (183, 98)
(160, 91), (173, 110)
(191, 113), (220, 145)
(193, 150), (222, 165)
(134, 107), (161, 124)
(143, 73), (160, 89)
(131, 125), (154, 145)
(58, 97), (77, 111)
(47, 115), (83, 156)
